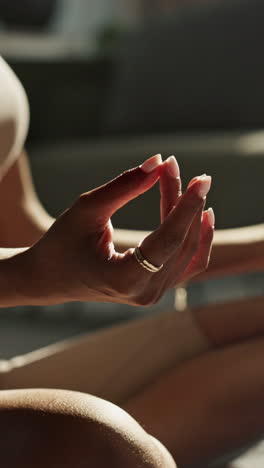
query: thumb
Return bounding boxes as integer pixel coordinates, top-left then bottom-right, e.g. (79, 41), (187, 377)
(87, 154), (162, 220)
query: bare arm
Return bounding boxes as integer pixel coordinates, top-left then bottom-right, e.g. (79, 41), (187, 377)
(199, 224), (264, 279)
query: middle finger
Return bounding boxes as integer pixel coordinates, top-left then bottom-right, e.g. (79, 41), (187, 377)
(160, 156), (182, 223)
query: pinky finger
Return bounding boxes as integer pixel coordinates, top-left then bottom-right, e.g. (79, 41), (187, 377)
(175, 208), (215, 285)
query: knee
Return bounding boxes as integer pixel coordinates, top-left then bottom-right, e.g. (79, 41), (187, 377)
(0, 389), (176, 468)
(0, 57), (29, 175)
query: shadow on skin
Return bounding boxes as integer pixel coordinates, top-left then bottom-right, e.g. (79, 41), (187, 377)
(0, 388), (176, 468)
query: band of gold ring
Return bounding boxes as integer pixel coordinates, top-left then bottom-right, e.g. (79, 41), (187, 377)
(134, 246), (163, 273)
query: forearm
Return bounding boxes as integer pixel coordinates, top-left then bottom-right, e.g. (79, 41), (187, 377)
(200, 224), (264, 280)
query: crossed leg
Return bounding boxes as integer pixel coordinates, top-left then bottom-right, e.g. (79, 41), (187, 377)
(124, 296), (264, 466)
(0, 296), (263, 466)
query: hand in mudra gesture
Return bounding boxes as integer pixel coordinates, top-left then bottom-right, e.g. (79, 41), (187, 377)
(26, 155), (214, 306)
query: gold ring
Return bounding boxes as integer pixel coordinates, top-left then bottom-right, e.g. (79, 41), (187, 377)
(134, 246), (163, 273)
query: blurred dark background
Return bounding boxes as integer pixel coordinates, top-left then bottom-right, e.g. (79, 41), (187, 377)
(0, 0), (263, 360)
(1, 0), (264, 229)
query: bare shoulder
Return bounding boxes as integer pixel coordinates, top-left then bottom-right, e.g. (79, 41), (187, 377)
(0, 56), (29, 175)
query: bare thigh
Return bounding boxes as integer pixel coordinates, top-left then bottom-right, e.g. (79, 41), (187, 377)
(124, 335), (264, 467)
(193, 296), (264, 346)
(0, 308), (209, 403)
(2, 297), (263, 466)
(120, 296), (264, 465)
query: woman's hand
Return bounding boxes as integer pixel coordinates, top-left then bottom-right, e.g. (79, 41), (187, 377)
(19, 154), (214, 306)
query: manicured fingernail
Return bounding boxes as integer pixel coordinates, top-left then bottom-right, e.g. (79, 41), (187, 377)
(141, 154), (162, 173)
(166, 156), (180, 178)
(187, 174), (207, 189)
(198, 175), (212, 198)
(207, 207), (215, 227)
(193, 175), (212, 198)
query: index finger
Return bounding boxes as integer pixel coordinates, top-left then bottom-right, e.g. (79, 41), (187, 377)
(140, 175), (212, 268)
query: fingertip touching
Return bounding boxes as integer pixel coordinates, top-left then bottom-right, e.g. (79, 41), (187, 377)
(140, 154), (162, 173)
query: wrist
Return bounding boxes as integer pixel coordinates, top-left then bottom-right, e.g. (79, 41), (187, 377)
(8, 246), (66, 307)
